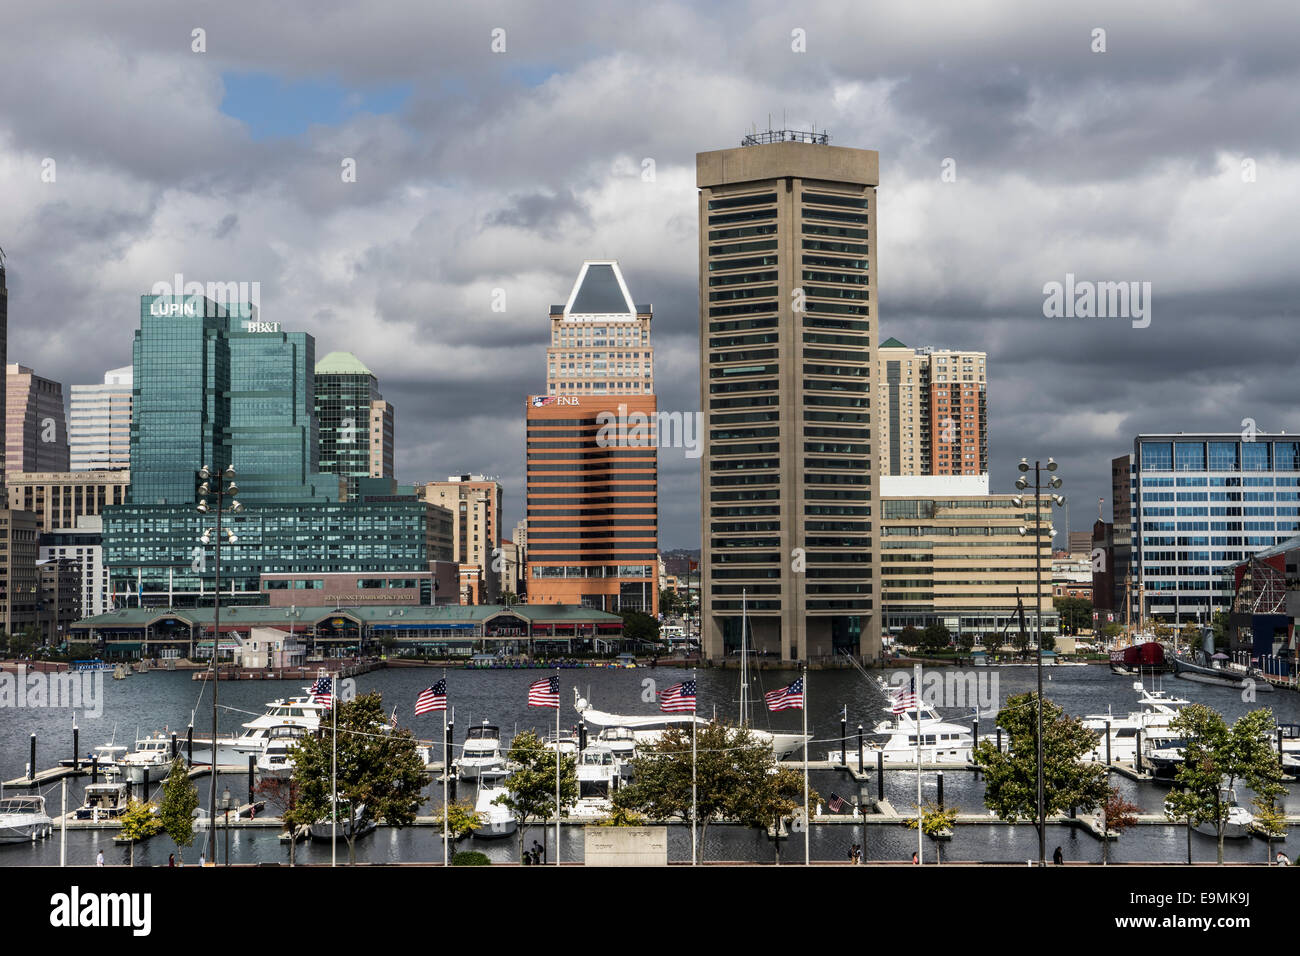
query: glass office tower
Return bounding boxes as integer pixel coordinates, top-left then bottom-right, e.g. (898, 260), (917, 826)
(129, 294), (335, 505)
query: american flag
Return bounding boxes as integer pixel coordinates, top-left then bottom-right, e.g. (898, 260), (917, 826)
(528, 675), (560, 708)
(310, 675), (333, 708)
(659, 679), (697, 713)
(763, 677), (804, 712)
(415, 679), (447, 715)
(888, 679), (919, 715)
(828, 792), (847, 813)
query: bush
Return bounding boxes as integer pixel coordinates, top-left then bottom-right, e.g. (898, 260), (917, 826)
(451, 851), (491, 866)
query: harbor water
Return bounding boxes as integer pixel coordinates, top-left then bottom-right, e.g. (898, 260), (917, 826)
(3, 662), (1299, 864)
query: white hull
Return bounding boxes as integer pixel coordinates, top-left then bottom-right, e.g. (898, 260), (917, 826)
(851, 745), (973, 766)
(0, 820), (52, 843)
(120, 761), (172, 785)
(188, 739), (266, 767)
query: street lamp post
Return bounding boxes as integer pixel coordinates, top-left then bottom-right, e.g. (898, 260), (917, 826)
(1014, 457), (1065, 867)
(220, 786), (233, 866)
(198, 465), (242, 864)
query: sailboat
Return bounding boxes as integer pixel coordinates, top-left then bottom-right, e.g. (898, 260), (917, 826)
(736, 590), (809, 760)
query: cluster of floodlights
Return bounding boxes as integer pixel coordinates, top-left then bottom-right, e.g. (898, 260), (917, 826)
(197, 464), (242, 543)
(1011, 457), (1065, 537)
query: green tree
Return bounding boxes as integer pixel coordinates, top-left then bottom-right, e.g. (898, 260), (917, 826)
(620, 610), (660, 647)
(494, 730), (578, 862)
(1102, 622), (1122, 640)
(956, 632), (975, 661)
(1053, 597), (1094, 635)
(117, 798), (162, 867)
(452, 850), (491, 866)
(1099, 787), (1140, 865)
(905, 802), (959, 863)
(1210, 610), (1231, 650)
(1252, 795), (1287, 865)
(288, 692), (428, 864)
(659, 589), (682, 617)
(1162, 705), (1284, 864)
(256, 776), (304, 865)
(443, 800), (484, 841)
(1178, 622), (1203, 655)
(921, 623), (950, 653)
(596, 805), (646, 827)
(972, 693), (1109, 846)
(158, 758), (198, 864)
(898, 625), (921, 649)
(612, 722), (813, 864)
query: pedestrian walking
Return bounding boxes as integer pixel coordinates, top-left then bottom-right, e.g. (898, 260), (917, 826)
(1277, 851), (1291, 866)
(168, 853), (175, 867)
(96, 850), (104, 867)
(1053, 846), (1064, 866)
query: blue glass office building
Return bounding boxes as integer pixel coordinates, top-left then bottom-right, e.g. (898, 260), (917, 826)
(1129, 434), (1300, 623)
(102, 295), (437, 607)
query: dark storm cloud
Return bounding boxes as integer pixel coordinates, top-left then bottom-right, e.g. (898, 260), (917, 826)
(2, 0), (1299, 543)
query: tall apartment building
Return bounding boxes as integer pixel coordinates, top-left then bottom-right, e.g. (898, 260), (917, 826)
(40, 515), (110, 618)
(0, 255), (8, 481)
(0, 508), (40, 633)
(6, 471), (131, 532)
(880, 475), (1056, 639)
(877, 339), (987, 476)
(6, 364), (70, 475)
(526, 259), (658, 614)
(315, 351), (395, 500)
(69, 366), (133, 471)
(545, 260), (653, 396)
(1127, 434), (1300, 625)
(420, 475), (503, 604)
(697, 131), (877, 662)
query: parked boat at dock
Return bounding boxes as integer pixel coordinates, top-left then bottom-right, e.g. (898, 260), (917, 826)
(188, 695), (326, 766)
(118, 734), (176, 783)
(0, 795), (53, 843)
(75, 782), (130, 821)
(455, 721), (505, 781)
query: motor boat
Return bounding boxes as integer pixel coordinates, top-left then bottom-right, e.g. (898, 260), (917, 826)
(310, 802), (375, 841)
(455, 722), (505, 781)
(1081, 683), (1192, 763)
(572, 743), (622, 818)
(119, 734), (176, 784)
(1182, 787), (1255, 839)
(189, 695), (327, 766)
(76, 782), (130, 821)
(0, 795), (53, 843)
(860, 701), (976, 766)
(255, 724), (309, 781)
(469, 768), (517, 840)
(592, 726), (638, 766)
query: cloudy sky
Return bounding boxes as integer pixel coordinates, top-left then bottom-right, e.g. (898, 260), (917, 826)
(1, 0), (1297, 548)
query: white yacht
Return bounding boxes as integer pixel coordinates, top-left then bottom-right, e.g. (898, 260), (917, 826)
(189, 695), (326, 766)
(1184, 787), (1255, 839)
(1081, 683), (1191, 763)
(455, 722), (505, 781)
(470, 768), (517, 840)
(572, 743), (622, 818)
(860, 701), (977, 766)
(592, 726), (638, 767)
(0, 795), (53, 843)
(119, 734), (176, 784)
(254, 724), (309, 781)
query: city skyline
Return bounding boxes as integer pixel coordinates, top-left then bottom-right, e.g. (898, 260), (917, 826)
(1, 2), (1298, 548)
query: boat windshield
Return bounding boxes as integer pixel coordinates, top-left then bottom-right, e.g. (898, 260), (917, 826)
(0, 796), (43, 812)
(467, 726), (500, 739)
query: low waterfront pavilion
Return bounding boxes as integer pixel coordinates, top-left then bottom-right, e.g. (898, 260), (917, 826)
(69, 604), (626, 659)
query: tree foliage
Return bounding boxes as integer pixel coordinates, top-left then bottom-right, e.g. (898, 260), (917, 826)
(495, 729), (577, 861)
(158, 758), (198, 863)
(288, 691), (428, 864)
(612, 722), (816, 864)
(921, 623), (951, 652)
(1162, 704), (1284, 864)
(1100, 787), (1140, 864)
(443, 800), (484, 840)
(972, 693), (1109, 834)
(117, 798), (162, 867)
(620, 610), (660, 645)
(1053, 597), (1094, 635)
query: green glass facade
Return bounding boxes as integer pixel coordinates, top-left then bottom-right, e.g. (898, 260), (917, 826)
(129, 294), (336, 505)
(104, 498), (440, 607)
(315, 352), (387, 500)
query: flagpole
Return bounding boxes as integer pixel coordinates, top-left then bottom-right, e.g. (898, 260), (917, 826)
(442, 669), (449, 867)
(802, 663), (809, 866)
(915, 661), (923, 865)
(691, 667), (697, 866)
(554, 668), (561, 866)
(331, 678), (337, 867)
